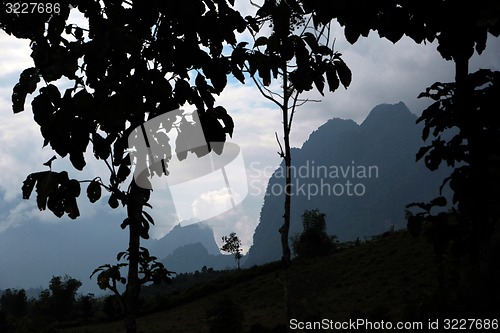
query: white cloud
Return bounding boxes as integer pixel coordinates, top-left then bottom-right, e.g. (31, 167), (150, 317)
(0, 33), (32, 77)
(193, 188), (234, 217)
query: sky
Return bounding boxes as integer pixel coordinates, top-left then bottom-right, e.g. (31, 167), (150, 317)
(1, 2), (500, 292)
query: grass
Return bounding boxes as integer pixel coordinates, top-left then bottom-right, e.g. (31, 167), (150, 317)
(60, 230), (438, 333)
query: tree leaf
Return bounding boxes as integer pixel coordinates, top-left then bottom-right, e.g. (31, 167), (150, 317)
(87, 180), (102, 203)
(69, 150), (86, 171)
(335, 59), (352, 89)
(66, 179), (81, 198)
(108, 193), (119, 209)
(313, 75), (325, 96)
(254, 36), (268, 47)
(117, 163), (131, 182)
(302, 32), (318, 51)
(142, 211), (155, 225)
(92, 132), (111, 160)
(325, 63), (339, 93)
(12, 68), (40, 113)
(35, 172), (57, 211)
(21, 172), (45, 200)
(120, 218), (130, 230)
(64, 196), (80, 219)
(430, 196), (447, 207)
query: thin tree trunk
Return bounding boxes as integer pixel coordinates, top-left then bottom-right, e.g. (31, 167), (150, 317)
(124, 180), (147, 333)
(279, 59), (292, 329)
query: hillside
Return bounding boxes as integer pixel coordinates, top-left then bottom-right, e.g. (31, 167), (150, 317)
(60, 230), (440, 333)
(245, 102), (451, 266)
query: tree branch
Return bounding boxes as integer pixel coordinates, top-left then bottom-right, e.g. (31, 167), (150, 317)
(275, 131), (285, 158)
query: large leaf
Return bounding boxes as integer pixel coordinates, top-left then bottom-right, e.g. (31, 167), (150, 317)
(335, 58), (352, 89)
(21, 172), (46, 200)
(87, 180), (102, 203)
(35, 172), (58, 211)
(212, 106), (234, 138)
(254, 36), (268, 47)
(325, 62), (339, 93)
(12, 68), (40, 113)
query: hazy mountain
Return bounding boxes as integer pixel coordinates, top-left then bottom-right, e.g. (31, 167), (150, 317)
(150, 223), (244, 273)
(161, 242), (238, 273)
(0, 200), (129, 295)
(0, 207), (227, 292)
(0, 197), (229, 292)
(149, 223), (221, 257)
(245, 102), (450, 266)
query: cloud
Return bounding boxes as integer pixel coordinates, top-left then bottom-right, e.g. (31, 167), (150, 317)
(0, 33), (32, 77)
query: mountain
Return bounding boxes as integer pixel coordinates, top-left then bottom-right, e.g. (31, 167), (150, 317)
(160, 242), (237, 273)
(0, 200), (129, 295)
(149, 223), (221, 257)
(149, 223), (244, 273)
(245, 102), (450, 266)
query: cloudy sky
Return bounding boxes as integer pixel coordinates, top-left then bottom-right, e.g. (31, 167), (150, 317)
(1, 2), (500, 291)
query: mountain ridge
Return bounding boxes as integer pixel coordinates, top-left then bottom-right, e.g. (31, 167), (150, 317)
(244, 102), (449, 266)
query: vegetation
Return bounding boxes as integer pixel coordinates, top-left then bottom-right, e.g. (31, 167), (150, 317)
(1, 228), (497, 332)
(292, 209), (337, 259)
(241, 0), (351, 269)
(51, 229), (473, 333)
(1, 1), (499, 331)
(221, 232), (243, 270)
(2, 1), (247, 332)
(0, 275), (96, 333)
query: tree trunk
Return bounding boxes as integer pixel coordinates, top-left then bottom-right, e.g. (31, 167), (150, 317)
(454, 50), (493, 314)
(278, 60), (292, 330)
(124, 180), (147, 333)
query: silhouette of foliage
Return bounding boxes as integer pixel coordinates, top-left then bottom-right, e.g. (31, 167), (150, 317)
(35, 275), (82, 321)
(406, 69), (500, 314)
(221, 232), (243, 270)
(2, 1), (247, 331)
(292, 209), (337, 259)
(239, 0), (351, 268)
(0, 289), (27, 318)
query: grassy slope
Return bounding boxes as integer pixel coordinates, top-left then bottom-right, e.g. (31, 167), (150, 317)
(61, 230), (437, 333)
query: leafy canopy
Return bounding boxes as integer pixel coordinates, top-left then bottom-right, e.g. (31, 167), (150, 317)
(5, 0), (246, 228)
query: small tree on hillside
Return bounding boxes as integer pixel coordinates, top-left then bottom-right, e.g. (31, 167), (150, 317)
(292, 209), (337, 258)
(221, 232), (243, 269)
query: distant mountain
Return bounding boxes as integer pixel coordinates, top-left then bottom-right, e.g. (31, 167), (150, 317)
(149, 223), (221, 257)
(245, 102), (450, 266)
(149, 223), (243, 273)
(161, 242), (238, 273)
(0, 200), (129, 295)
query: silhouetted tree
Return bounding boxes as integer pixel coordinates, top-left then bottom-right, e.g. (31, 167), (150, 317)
(292, 209), (337, 258)
(239, 0), (351, 326)
(221, 232), (243, 269)
(0, 289), (27, 318)
(1, 1), (249, 332)
(241, 0), (351, 268)
(300, 0), (500, 316)
(46, 275), (82, 321)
